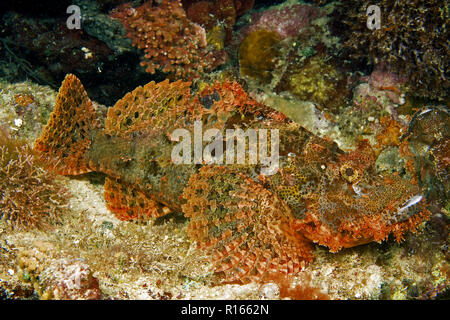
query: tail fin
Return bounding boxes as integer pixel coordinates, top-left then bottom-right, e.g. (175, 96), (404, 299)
(35, 74), (101, 175)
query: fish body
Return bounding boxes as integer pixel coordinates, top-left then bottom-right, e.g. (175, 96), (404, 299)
(35, 75), (430, 282)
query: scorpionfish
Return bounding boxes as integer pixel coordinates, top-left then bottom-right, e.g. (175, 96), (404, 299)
(35, 74), (430, 283)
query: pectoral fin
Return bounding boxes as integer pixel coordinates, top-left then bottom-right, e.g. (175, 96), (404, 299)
(104, 177), (170, 221)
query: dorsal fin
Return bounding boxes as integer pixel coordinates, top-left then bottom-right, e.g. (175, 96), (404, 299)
(105, 79), (194, 137)
(196, 81), (291, 123)
(34, 74), (101, 175)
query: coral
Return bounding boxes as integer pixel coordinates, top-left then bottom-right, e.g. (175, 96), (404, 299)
(236, 2), (343, 102)
(38, 260), (102, 300)
(110, 0), (227, 80)
(280, 54), (350, 112)
(17, 242), (101, 299)
(352, 83), (396, 114)
(69, 0), (161, 105)
(402, 106), (449, 207)
(0, 1), (180, 107)
(336, 68), (411, 145)
(238, 30), (281, 84)
(0, 12), (111, 88)
(183, 0), (254, 40)
(360, 63), (406, 105)
(264, 273), (329, 300)
(240, 3), (325, 39)
(341, 0), (449, 100)
(375, 116), (404, 149)
(0, 128), (68, 230)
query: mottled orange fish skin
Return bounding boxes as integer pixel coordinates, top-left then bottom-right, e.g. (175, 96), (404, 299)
(36, 74), (430, 282)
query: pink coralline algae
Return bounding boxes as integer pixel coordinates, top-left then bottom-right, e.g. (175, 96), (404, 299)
(360, 63), (407, 104)
(240, 4), (325, 39)
(43, 260), (102, 300)
(110, 0), (227, 80)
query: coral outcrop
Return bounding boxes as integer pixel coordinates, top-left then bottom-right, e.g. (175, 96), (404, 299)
(240, 3), (325, 39)
(238, 30), (281, 84)
(236, 2), (346, 114)
(110, 0), (227, 79)
(280, 54), (349, 112)
(183, 0), (254, 41)
(341, 0), (449, 100)
(17, 242), (102, 299)
(359, 63), (406, 105)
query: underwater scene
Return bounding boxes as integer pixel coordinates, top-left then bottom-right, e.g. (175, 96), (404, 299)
(0, 0), (448, 301)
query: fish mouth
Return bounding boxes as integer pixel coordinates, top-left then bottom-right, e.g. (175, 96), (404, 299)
(387, 194), (424, 223)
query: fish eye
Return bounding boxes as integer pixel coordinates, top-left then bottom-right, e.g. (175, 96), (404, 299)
(345, 167), (354, 176)
(340, 163), (359, 183)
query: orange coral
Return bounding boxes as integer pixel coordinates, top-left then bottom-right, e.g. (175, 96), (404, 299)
(376, 116), (404, 149)
(264, 273), (330, 300)
(14, 93), (36, 107)
(110, 0), (226, 79)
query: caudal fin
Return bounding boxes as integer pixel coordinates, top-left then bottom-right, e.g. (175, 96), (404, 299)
(35, 74), (101, 175)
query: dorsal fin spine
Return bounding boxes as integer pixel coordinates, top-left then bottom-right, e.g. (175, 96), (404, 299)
(34, 74), (101, 175)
